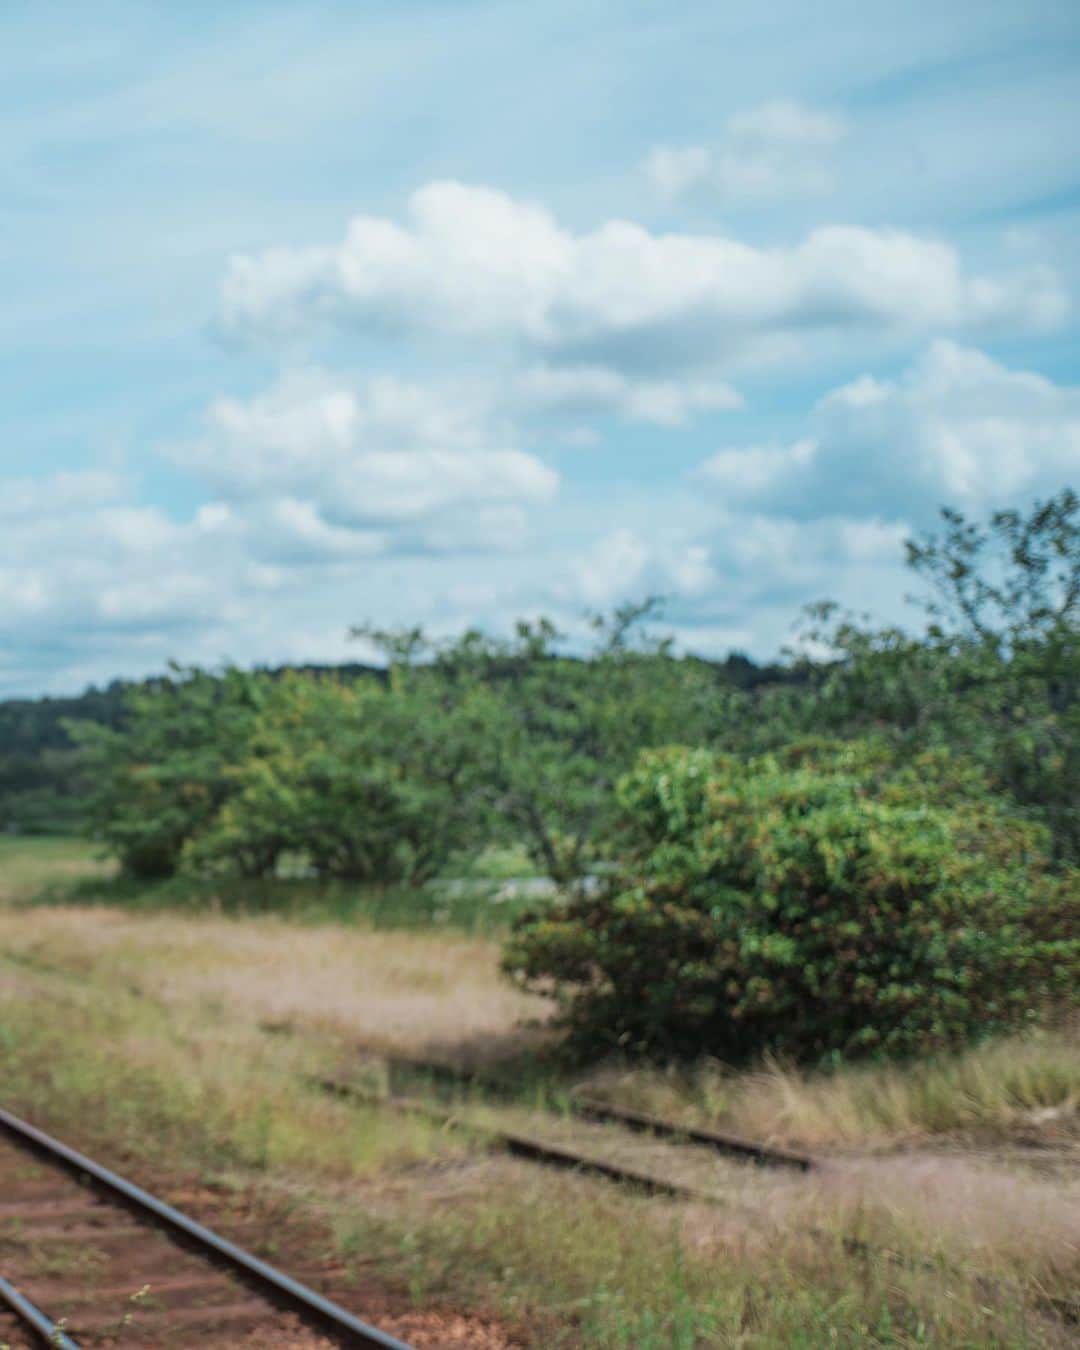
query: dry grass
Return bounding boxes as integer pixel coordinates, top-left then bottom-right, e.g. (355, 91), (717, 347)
(2, 837), (1079, 1346)
(0, 902), (549, 1058)
(814, 1152), (1080, 1284)
(578, 1029), (1080, 1151)
(3, 954), (1075, 1347)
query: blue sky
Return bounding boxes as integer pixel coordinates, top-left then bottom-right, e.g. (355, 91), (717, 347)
(2, 0), (1079, 696)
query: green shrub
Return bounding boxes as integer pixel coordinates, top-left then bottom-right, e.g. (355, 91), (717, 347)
(503, 737), (1078, 1064)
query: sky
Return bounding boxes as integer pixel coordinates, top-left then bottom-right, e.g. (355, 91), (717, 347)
(3, 0), (1079, 697)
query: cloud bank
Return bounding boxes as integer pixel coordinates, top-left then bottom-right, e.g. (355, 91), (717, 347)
(698, 340), (1080, 522)
(220, 182), (1067, 367)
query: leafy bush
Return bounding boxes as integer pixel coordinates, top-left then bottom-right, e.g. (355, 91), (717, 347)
(503, 738), (1078, 1064)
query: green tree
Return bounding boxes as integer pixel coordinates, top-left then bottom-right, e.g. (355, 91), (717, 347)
(780, 488), (1080, 863)
(355, 601), (732, 888)
(183, 671), (492, 883)
(69, 665), (267, 878)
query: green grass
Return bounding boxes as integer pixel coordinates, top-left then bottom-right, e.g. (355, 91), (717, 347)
(0, 834), (114, 903)
(7, 835), (539, 934)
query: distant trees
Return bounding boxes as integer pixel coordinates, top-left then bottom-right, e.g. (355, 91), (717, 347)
(62, 605), (749, 885)
(182, 671), (493, 885)
(68, 612), (746, 885)
(21, 485), (1077, 1064)
(71, 666), (267, 878)
(44, 487), (1080, 882)
(0, 682), (130, 835)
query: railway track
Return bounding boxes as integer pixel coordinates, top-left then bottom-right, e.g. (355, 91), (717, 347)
(5, 953), (1076, 1338)
(314, 1075), (1080, 1332)
(324, 1043), (816, 1171)
(0, 1106), (414, 1349)
(315, 1075), (739, 1206)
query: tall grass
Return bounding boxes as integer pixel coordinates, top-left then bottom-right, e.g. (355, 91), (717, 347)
(579, 1028), (1080, 1148)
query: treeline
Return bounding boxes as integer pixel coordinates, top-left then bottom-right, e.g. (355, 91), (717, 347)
(0, 684), (131, 835)
(69, 625), (808, 881)
(65, 488), (1080, 881)
(0, 653), (799, 838)
(0, 662), (386, 836)
(25, 489), (1080, 1062)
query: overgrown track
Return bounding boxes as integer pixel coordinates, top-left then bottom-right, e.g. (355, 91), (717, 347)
(0, 1105), (414, 1349)
(567, 1093), (814, 1170)
(315, 1076), (1080, 1332)
(331, 1044), (816, 1171)
(316, 1076), (730, 1204)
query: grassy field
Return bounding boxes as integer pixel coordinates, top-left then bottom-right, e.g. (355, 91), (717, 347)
(0, 833), (116, 902)
(1, 836), (1078, 1347)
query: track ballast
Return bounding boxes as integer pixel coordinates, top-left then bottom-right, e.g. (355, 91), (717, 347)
(0, 1105), (414, 1349)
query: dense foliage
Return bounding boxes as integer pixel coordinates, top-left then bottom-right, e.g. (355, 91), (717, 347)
(356, 604), (741, 887)
(72, 667), (268, 878)
(64, 613), (764, 885)
(182, 672), (493, 884)
(500, 489), (1078, 1061)
(7, 487), (1076, 1065)
(769, 488), (1080, 865)
(503, 737), (1078, 1062)
(0, 663), (384, 838)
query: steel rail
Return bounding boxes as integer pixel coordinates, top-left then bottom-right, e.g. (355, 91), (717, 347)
(337, 1043), (816, 1171)
(318, 1073), (1080, 1329)
(567, 1094), (815, 1170)
(0, 1272), (80, 1349)
(315, 1077), (735, 1206)
(0, 1106), (414, 1350)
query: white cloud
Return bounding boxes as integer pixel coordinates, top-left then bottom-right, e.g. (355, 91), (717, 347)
(0, 461), (557, 695)
(646, 99), (847, 204)
(511, 364), (742, 426)
(575, 528), (650, 605)
(219, 182), (1067, 365)
(0, 474), (238, 647)
(246, 498), (386, 564)
(564, 505), (914, 656)
(644, 145), (712, 199)
(698, 438), (817, 501)
(697, 340), (1080, 521)
(0, 470), (129, 521)
(180, 370), (558, 541)
(571, 527), (720, 611)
